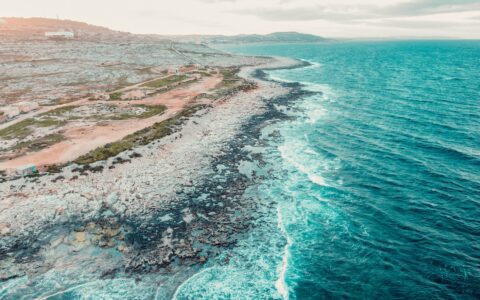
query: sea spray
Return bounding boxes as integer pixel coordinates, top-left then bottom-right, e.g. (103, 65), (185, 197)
(275, 204), (291, 300)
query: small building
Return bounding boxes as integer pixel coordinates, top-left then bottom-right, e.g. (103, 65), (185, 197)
(17, 165), (37, 176)
(45, 31), (75, 39)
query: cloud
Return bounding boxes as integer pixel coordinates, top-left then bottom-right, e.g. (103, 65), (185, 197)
(381, 0), (480, 16)
(198, 0), (237, 2)
(371, 18), (471, 29)
(235, 4), (373, 22)
(3, 0), (480, 38)
(233, 0), (480, 22)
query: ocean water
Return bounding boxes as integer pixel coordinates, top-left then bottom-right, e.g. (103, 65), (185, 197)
(175, 41), (480, 299)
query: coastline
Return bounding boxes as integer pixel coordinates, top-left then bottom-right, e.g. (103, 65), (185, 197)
(0, 55), (309, 298)
(2, 17), (477, 299)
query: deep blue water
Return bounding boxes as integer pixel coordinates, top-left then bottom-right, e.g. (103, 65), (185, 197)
(176, 41), (480, 299)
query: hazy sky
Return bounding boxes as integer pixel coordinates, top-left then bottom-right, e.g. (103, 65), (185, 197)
(3, 0), (480, 38)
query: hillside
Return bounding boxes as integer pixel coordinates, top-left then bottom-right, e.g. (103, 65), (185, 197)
(212, 32), (326, 44)
(0, 18), (325, 44)
(0, 17), (132, 41)
(172, 32), (326, 44)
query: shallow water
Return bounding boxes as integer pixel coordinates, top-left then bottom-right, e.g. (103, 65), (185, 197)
(178, 40), (480, 299)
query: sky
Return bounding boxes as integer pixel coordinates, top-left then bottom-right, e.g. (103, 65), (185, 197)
(3, 0), (480, 38)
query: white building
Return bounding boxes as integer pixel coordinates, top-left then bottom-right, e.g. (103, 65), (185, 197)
(17, 165), (38, 176)
(45, 31), (74, 39)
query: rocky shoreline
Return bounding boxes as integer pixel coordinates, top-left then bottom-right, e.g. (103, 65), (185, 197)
(0, 56), (309, 298)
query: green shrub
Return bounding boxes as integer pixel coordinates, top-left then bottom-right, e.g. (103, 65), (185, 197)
(74, 105), (206, 165)
(109, 92), (122, 100)
(142, 75), (188, 88)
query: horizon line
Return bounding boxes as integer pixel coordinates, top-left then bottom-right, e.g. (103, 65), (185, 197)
(1, 16), (479, 41)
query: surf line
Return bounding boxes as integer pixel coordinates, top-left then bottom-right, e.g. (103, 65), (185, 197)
(36, 281), (97, 300)
(170, 266), (216, 300)
(275, 204), (291, 300)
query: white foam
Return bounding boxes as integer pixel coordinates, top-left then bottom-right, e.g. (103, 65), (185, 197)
(306, 107), (328, 124)
(0, 276), (27, 297)
(268, 73), (296, 84)
(267, 64), (336, 104)
(268, 75), (328, 95)
(275, 205), (291, 300)
(37, 280), (106, 299)
(171, 267), (215, 300)
(279, 145), (327, 187)
(299, 82), (334, 97)
(308, 173), (327, 186)
(300, 59), (322, 69)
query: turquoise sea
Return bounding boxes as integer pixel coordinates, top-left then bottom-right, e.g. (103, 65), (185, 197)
(175, 41), (480, 299)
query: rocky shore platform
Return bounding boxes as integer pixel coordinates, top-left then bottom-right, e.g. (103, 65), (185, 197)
(0, 56), (309, 298)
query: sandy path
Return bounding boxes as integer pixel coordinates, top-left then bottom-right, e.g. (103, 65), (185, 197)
(0, 75), (222, 169)
(0, 73), (180, 131)
(113, 74), (221, 109)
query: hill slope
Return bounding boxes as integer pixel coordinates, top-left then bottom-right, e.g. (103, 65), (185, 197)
(172, 32), (326, 44)
(0, 17), (132, 41)
(214, 32), (326, 44)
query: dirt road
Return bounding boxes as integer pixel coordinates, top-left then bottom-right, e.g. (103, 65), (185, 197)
(0, 75), (221, 169)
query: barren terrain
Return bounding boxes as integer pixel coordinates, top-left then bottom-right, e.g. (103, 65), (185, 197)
(0, 24), (267, 172)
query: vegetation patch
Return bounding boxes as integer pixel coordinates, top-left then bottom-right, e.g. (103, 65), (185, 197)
(0, 119), (36, 139)
(193, 71), (212, 77)
(44, 106), (77, 117)
(0, 118), (65, 140)
(41, 104), (165, 121)
(103, 104), (167, 120)
(1, 133), (66, 161)
(151, 78), (200, 98)
(134, 104), (167, 119)
(46, 164), (62, 174)
(207, 67), (257, 100)
(141, 75), (188, 89)
(74, 105), (207, 165)
(35, 118), (67, 127)
(0, 106), (82, 139)
(109, 92), (122, 100)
